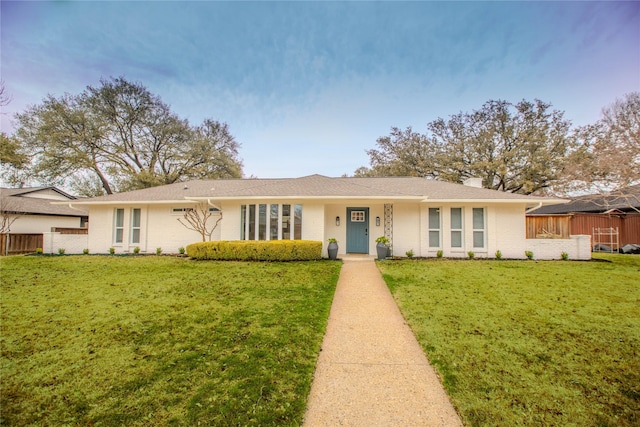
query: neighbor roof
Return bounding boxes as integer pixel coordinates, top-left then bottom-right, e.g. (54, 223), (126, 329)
(62, 175), (564, 208)
(1, 187), (88, 217)
(529, 184), (640, 214)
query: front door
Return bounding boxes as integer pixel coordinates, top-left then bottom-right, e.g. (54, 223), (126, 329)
(346, 207), (369, 253)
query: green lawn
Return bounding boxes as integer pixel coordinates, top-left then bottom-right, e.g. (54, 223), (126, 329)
(378, 254), (640, 427)
(0, 256), (341, 426)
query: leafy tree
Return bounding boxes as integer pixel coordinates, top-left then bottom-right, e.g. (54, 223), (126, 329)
(13, 77), (243, 195)
(357, 99), (574, 194)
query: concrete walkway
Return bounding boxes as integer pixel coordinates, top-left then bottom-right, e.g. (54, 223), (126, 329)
(303, 257), (463, 427)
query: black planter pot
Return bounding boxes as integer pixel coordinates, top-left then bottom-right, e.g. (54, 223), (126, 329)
(327, 242), (339, 260)
(376, 243), (388, 260)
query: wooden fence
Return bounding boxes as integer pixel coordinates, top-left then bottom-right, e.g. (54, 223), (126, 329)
(526, 213), (640, 247)
(0, 233), (43, 256)
(526, 215), (571, 239)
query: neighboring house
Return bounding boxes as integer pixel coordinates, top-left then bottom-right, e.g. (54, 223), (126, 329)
(528, 184), (640, 249)
(0, 187), (88, 233)
(59, 174), (588, 259)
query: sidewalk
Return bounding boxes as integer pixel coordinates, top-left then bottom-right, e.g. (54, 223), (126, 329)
(303, 257), (463, 427)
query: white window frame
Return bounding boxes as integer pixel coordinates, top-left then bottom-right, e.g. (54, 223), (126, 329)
(472, 207), (486, 249)
(241, 203), (303, 241)
(131, 208), (141, 244)
(450, 207), (463, 249)
(114, 208), (124, 245)
(428, 207), (441, 248)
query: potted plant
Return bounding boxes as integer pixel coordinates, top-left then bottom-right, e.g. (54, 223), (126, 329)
(327, 238), (339, 260)
(375, 236), (389, 260)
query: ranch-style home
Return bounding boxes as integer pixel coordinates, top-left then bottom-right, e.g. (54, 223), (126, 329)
(58, 174), (591, 259)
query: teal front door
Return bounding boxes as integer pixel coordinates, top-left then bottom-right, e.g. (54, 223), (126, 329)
(346, 207), (369, 253)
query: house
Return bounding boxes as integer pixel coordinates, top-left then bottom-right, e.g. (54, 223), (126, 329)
(1, 187), (88, 233)
(58, 174), (590, 259)
(527, 184), (640, 250)
(1, 187), (89, 255)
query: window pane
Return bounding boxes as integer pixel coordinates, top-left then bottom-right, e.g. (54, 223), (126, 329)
(132, 229), (140, 244)
(115, 208), (124, 227)
(240, 205), (246, 240)
(282, 204), (291, 239)
(429, 230), (440, 247)
(270, 204), (279, 240)
(132, 208), (141, 227)
(248, 205), (256, 240)
(294, 204), (302, 240)
(258, 204), (267, 240)
(451, 208), (462, 229)
(474, 231), (484, 248)
(429, 208), (440, 229)
(473, 208), (484, 230)
(451, 230), (462, 248)
(115, 228), (123, 244)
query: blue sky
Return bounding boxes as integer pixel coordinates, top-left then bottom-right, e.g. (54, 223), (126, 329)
(1, 1), (639, 178)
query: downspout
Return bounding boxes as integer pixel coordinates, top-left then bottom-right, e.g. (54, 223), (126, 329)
(525, 202), (543, 214)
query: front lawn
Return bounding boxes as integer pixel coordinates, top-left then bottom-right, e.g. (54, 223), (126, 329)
(1, 256), (341, 426)
(379, 254), (640, 427)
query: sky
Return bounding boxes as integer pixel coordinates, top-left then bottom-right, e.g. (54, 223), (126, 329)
(1, 1), (639, 179)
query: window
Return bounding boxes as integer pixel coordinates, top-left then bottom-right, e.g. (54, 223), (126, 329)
(241, 203), (303, 240)
(294, 204), (302, 240)
(270, 204), (279, 240)
(428, 208), (440, 248)
(114, 208), (124, 244)
(248, 205), (256, 240)
(450, 208), (463, 248)
(473, 208), (485, 248)
(172, 207), (219, 214)
(258, 204), (267, 240)
(282, 204), (291, 240)
(351, 210), (365, 222)
(131, 208), (141, 244)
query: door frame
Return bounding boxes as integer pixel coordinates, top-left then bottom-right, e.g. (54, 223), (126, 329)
(346, 207), (369, 254)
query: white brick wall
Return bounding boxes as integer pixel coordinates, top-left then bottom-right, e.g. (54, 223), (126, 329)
(43, 232), (89, 254)
(85, 201), (589, 260)
(526, 235), (591, 260)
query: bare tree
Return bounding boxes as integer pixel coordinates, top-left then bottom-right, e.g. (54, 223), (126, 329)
(176, 203), (223, 242)
(558, 92), (640, 195)
(0, 80), (12, 107)
(0, 191), (25, 234)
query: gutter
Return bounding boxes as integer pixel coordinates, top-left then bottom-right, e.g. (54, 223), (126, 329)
(525, 202), (543, 214)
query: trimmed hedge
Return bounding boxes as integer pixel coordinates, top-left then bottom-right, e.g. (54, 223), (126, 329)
(186, 240), (323, 261)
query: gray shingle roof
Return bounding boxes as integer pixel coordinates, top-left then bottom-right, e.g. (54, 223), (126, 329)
(65, 175), (562, 206)
(1, 188), (88, 216)
(529, 184), (640, 214)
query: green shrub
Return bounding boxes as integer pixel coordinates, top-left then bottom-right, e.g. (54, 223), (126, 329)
(467, 251), (475, 259)
(83, 248), (89, 255)
(495, 250), (502, 260)
(187, 240), (323, 261)
(178, 246), (185, 254)
(561, 251), (569, 260)
(35, 248), (43, 255)
(525, 250), (534, 260)
(406, 249), (414, 258)
(156, 247), (162, 255)
(133, 246), (140, 254)
(58, 248), (66, 255)
(109, 247), (115, 255)
(436, 250), (443, 258)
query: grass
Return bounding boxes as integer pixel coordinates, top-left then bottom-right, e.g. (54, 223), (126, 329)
(1, 256), (341, 426)
(378, 254), (640, 427)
